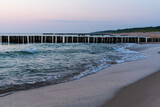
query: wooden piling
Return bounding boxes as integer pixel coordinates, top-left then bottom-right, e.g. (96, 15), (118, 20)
(0, 33), (159, 44)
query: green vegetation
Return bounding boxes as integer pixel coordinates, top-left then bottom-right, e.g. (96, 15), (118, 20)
(94, 26), (160, 33)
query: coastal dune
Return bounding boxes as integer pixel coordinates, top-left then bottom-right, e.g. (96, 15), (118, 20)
(0, 44), (160, 107)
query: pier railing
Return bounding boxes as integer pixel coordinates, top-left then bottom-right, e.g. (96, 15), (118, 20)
(0, 33), (159, 44)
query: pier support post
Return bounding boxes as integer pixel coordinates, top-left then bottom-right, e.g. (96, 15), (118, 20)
(72, 36), (73, 43)
(101, 37), (103, 43)
(55, 36), (57, 43)
(93, 37), (95, 43)
(0, 36), (2, 44)
(151, 38), (153, 42)
(116, 37), (118, 43)
(52, 36), (53, 43)
(41, 36), (43, 43)
(138, 37), (140, 43)
(108, 37), (110, 43)
(77, 37), (78, 43)
(63, 36), (65, 43)
(44, 36), (46, 43)
(134, 37), (136, 43)
(66, 36), (68, 43)
(88, 37), (90, 43)
(123, 37), (126, 43)
(127, 37), (129, 43)
(8, 36), (10, 44)
(85, 37), (86, 43)
(145, 38), (148, 43)
(33, 36), (35, 43)
(27, 36), (29, 44)
(121, 37), (123, 43)
(30, 36), (32, 43)
(23, 36), (24, 44)
(95, 37), (97, 43)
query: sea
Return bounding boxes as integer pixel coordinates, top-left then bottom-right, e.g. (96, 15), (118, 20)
(0, 43), (145, 94)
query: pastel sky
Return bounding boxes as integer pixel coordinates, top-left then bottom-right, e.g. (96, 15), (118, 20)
(0, 0), (160, 33)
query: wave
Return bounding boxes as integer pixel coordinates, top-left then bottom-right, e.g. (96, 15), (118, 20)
(0, 43), (146, 95)
(21, 49), (38, 54)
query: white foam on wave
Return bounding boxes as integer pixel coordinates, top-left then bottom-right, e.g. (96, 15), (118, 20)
(73, 64), (111, 80)
(22, 49), (38, 54)
(72, 43), (146, 80)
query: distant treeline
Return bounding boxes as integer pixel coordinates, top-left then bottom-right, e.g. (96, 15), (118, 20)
(94, 26), (160, 33)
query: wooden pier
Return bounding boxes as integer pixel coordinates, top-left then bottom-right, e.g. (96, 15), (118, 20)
(0, 33), (160, 44)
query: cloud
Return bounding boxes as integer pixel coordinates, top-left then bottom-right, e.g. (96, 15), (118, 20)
(46, 20), (112, 24)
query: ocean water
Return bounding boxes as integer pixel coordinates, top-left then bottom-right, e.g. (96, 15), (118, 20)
(0, 43), (145, 94)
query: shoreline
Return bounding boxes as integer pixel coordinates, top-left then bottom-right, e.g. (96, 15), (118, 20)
(101, 44), (160, 107)
(0, 43), (142, 95)
(0, 44), (160, 107)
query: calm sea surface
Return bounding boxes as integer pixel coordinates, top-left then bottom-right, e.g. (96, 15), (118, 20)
(0, 43), (145, 94)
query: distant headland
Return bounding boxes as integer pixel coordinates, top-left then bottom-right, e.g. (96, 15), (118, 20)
(94, 26), (160, 33)
(93, 26), (160, 38)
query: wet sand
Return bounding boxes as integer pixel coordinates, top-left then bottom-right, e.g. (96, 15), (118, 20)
(101, 70), (160, 107)
(102, 48), (160, 107)
(0, 44), (160, 107)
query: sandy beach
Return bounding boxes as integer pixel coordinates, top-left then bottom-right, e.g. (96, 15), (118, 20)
(112, 32), (160, 38)
(101, 70), (160, 107)
(0, 44), (160, 107)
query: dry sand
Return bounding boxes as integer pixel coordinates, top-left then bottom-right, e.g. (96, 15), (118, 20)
(112, 32), (160, 38)
(0, 44), (160, 107)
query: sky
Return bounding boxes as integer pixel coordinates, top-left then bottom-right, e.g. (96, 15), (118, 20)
(0, 0), (160, 33)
